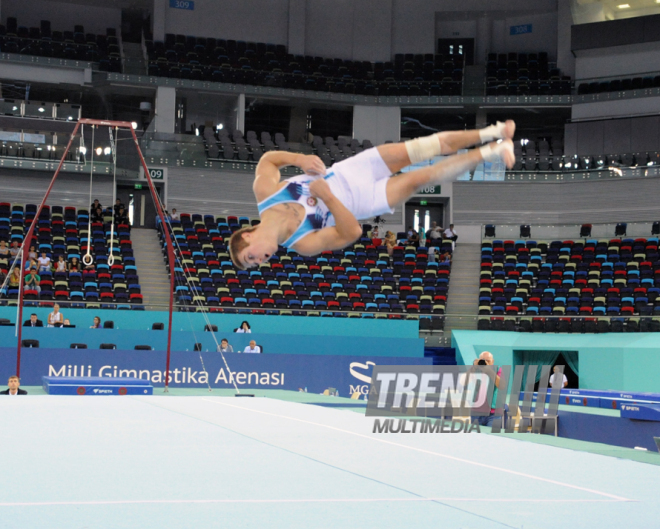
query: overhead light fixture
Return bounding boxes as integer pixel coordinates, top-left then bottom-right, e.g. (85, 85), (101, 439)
(103, 147), (111, 155)
(38, 107), (45, 112)
(95, 147), (103, 156)
(217, 124), (224, 130)
(80, 147), (87, 155)
(618, 4), (630, 8)
(12, 106), (18, 111)
(131, 122), (138, 130)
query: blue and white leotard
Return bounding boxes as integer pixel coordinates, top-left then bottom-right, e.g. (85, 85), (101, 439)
(257, 173), (337, 248)
(257, 148), (396, 249)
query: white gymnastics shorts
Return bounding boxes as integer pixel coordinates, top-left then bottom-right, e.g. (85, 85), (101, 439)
(326, 147), (394, 223)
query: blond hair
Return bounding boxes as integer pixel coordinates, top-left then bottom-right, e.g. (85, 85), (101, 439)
(228, 225), (258, 270)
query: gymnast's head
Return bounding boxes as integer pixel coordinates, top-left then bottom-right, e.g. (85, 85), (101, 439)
(229, 224), (276, 270)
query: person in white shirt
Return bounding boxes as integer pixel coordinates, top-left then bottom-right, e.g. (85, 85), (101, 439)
(243, 340), (261, 353)
(235, 321), (251, 333)
(443, 224), (457, 242)
(428, 221), (443, 240)
(47, 303), (64, 328)
(1, 375), (27, 395)
(170, 208), (180, 221)
(549, 366), (568, 388)
(37, 251), (51, 273)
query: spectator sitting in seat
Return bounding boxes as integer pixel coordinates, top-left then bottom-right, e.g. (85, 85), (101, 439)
(235, 321), (251, 333)
(54, 255), (67, 273)
(9, 241), (20, 260)
(113, 199), (125, 216)
(549, 366), (568, 389)
(63, 319), (73, 327)
(0, 240), (9, 258)
(217, 338), (233, 353)
(8, 267), (21, 288)
(170, 208), (180, 221)
(28, 245), (37, 261)
(24, 258), (38, 272)
(92, 207), (104, 223)
(24, 313), (43, 327)
(47, 303), (64, 327)
(370, 225), (382, 246)
(443, 224), (458, 248)
(407, 227), (419, 247)
(25, 269), (41, 293)
(243, 340), (261, 353)
(116, 207), (129, 224)
(383, 230), (396, 257)
(69, 257), (80, 272)
(419, 225), (426, 246)
(91, 199), (102, 212)
(439, 251), (452, 263)
(90, 316), (102, 329)
(428, 221), (443, 241)
(37, 251), (51, 273)
(1, 375), (27, 395)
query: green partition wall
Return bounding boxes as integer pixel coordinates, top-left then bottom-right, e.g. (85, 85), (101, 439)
(451, 330), (660, 393)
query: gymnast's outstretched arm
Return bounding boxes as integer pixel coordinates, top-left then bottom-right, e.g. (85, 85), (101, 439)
(292, 179), (362, 256)
(253, 152), (326, 201)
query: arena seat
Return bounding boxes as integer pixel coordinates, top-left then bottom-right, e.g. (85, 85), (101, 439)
(0, 18), (120, 71)
(144, 33), (468, 97)
(157, 214), (453, 320)
(480, 233), (660, 333)
(0, 203), (141, 311)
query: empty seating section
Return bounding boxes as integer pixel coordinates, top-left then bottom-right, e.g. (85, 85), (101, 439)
(158, 214), (453, 323)
(511, 139), (564, 172)
(0, 139), (78, 163)
(0, 18), (120, 71)
(478, 237), (660, 333)
(146, 35), (464, 96)
(202, 128), (373, 166)
(509, 138), (660, 172)
(486, 52), (570, 96)
(0, 203), (142, 309)
(578, 75), (660, 95)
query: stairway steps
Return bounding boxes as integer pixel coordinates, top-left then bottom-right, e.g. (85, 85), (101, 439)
(131, 228), (172, 310)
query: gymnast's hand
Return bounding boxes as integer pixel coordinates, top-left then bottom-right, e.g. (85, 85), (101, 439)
(298, 155), (326, 176)
(309, 178), (334, 202)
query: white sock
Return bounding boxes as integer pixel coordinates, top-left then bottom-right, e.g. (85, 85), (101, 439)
(479, 122), (507, 143)
(479, 141), (513, 163)
(405, 134), (442, 164)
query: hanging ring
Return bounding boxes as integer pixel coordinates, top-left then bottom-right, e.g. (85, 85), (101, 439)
(82, 253), (94, 266)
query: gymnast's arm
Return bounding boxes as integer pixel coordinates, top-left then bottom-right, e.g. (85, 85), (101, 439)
(292, 180), (362, 256)
(253, 152), (326, 201)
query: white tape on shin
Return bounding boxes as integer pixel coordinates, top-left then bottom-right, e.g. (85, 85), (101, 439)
(479, 141), (511, 163)
(405, 135), (442, 164)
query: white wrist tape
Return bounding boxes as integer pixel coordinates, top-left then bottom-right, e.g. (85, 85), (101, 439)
(479, 121), (506, 143)
(405, 134), (442, 164)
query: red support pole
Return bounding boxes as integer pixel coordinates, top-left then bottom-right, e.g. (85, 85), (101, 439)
(129, 128), (177, 391)
(16, 122), (82, 377)
(14, 118), (176, 389)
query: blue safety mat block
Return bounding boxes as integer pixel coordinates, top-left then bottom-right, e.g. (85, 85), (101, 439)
(42, 376), (153, 395)
(619, 403), (660, 421)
